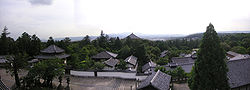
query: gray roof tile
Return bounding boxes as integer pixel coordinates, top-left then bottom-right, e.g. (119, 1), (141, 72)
(142, 61), (157, 72)
(138, 70), (171, 90)
(41, 45), (65, 53)
(227, 58), (250, 88)
(104, 57), (119, 67)
(126, 33), (140, 39)
(125, 55), (137, 66)
(91, 51), (118, 59)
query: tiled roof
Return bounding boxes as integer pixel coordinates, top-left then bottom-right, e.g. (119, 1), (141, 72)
(171, 57), (195, 65)
(227, 51), (240, 57)
(0, 55), (11, 63)
(138, 70), (171, 90)
(41, 45), (65, 53)
(227, 58), (250, 88)
(104, 57), (119, 67)
(165, 63), (194, 73)
(229, 54), (250, 61)
(34, 53), (70, 59)
(126, 33), (140, 39)
(160, 50), (168, 58)
(142, 61), (157, 72)
(91, 51), (118, 59)
(28, 59), (39, 63)
(124, 55), (137, 66)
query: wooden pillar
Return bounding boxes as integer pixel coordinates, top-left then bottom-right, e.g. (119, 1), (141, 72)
(94, 71), (97, 77)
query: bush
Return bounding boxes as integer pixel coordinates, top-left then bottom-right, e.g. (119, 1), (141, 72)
(156, 57), (169, 65)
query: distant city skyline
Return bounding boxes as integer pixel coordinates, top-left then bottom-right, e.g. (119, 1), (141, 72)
(1, 0), (250, 39)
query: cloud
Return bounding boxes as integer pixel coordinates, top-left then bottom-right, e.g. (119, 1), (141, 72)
(29, 0), (52, 5)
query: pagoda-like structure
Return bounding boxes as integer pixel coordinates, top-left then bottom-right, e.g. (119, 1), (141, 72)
(35, 45), (70, 63)
(126, 33), (141, 39)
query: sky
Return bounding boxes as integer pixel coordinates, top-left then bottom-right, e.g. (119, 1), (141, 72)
(0, 0), (250, 39)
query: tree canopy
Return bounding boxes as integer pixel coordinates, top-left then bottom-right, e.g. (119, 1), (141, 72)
(188, 23), (229, 90)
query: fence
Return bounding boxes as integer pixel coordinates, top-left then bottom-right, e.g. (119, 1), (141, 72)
(70, 70), (148, 81)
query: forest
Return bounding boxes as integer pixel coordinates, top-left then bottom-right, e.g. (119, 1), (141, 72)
(0, 27), (250, 71)
(0, 26), (250, 89)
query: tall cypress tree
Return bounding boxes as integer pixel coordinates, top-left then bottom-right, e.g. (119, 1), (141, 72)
(188, 23), (229, 90)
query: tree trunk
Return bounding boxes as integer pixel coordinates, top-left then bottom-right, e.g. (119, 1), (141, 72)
(13, 65), (20, 87)
(94, 71), (97, 77)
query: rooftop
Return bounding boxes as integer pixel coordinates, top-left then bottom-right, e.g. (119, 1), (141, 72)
(142, 60), (157, 72)
(138, 70), (171, 90)
(104, 57), (119, 67)
(171, 57), (195, 65)
(227, 58), (250, 88)
(41, 45), (65, 54)
(124, 55), (137, 66)
(91, 51), (118, 59)
(126, 33), (141, 39)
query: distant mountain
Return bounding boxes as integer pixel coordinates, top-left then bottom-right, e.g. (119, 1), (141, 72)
(184, 31), (250, 39)
(108, 32), (186, 41)
(50, 36), (98, 42)
(46, 31), (250, 42)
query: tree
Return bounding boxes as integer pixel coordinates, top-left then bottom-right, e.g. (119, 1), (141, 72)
(80, 35), (91, 47)
(30, 34), (41, 56)
(188, 23), (229, 90)
(114, 37), (122, 50)
(0, 26), (14, 55)
(16, 32), (31, 54)
(117, 45), (131, 59)
(135, 44), (148, 73)
(231, 46), (247, 54)
(247, 47), (250, 55)
(92, 62), (105, 70)
(154, 66), (166, 72)
(5, 53), (29, 88)
(220, 42), (230, 51)
(47, 36), (55, 46)
(27, 58), (64, 87)
(116, 60), (127, 70)
(156, 57), (169, 65)
(145, 46), (161, 60)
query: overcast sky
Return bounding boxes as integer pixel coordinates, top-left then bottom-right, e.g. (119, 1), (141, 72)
(0, 0), (250, 39)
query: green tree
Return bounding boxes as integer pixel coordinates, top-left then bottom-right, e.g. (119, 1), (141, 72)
(0, 26), (14, 55)
(47, 36), (55, 46)
(5, 53), (29, 88)
(188, 23), (229, 90)
(154, 66), (166, 72)
(117, 45), (131, 59)
(30, 34), (41, 56)
(156, 57), (169, 65)
(145, 46), (161, 60)
(247, 47), (250, 55)
(80, 35), (91, 47)
(135, 44), (148, 73)
(16, 32), (31, 54)
(27, 58), (64, 87)
(116, 60), (127, 70)
(231, 46), (247, 54)
(220, 42), (230, 51)
(114, 37), (122, 50)
(92, 62), (105, 70)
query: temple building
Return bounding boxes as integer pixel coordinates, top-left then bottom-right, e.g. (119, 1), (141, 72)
(126, 33), (141, 39)
(124, 55), (138, 71)
(137, 70), (171, 90)
(91, 51), (118, 60)
(34, 45), (70, 63)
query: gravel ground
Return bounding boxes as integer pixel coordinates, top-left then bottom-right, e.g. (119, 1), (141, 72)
(0, 68), (137, 90)
(173, 83), (190, 90)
